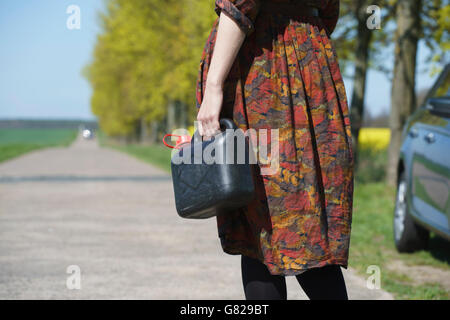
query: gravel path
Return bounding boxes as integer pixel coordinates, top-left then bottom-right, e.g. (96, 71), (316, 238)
(0, 135), (393, 299)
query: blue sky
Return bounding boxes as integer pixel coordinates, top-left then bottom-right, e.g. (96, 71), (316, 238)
(0, 1), (441, 120)
(0, 0), (103, 120)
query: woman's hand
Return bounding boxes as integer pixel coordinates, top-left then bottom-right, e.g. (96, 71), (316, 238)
(197, 81), (224, 139)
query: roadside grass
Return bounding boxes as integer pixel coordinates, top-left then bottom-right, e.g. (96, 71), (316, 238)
(0, 128), (77, 163)
(105, 130), (449, 299)
(97, 131), (173, 172)
(352, 146), (449, 299)
(114, 144), (172, 172)
(350, 181), (449, 300)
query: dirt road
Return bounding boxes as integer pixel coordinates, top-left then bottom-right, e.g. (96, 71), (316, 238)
(0, 135), (393, 299)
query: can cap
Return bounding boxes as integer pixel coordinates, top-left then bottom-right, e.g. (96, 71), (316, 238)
(162, 134), (192, 149)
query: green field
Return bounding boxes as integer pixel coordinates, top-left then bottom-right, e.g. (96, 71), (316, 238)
(0, 128), (77, 163)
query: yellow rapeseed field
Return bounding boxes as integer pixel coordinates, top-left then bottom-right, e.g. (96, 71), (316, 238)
(358, 128), (390, 150)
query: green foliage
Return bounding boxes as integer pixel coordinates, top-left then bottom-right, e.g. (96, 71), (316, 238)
(421, 0), (450, 66)
(336, 0), (448, 76)
(355, 147), (387, 183)
(85, 0), (216, 138)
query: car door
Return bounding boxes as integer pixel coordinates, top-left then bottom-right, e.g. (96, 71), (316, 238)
(409, 67), (450, 239)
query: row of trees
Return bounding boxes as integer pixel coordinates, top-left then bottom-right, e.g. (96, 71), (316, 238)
(84, 0), (216, 143)
(334, 0), (447, 185)
(85, 0), (448, 184)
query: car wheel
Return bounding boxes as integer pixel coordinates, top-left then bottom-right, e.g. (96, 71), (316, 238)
(393, 171), (429, 252)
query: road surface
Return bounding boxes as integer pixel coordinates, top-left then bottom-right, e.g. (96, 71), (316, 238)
(0, 135), (393, 299)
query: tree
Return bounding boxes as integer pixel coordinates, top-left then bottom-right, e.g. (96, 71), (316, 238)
(333, 0), (394, 167)
(342, 1), (383, 166)
(386, 0), (444, 187)
(85, 0), (216, 142)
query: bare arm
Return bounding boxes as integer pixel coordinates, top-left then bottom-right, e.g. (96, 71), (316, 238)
(197, 11), (246, 138)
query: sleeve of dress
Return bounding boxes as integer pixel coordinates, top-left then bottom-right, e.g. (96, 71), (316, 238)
(214, 0), (262, 36)
(319, 0), (340, 36)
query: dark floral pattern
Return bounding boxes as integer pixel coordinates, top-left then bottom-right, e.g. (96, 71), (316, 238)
(196, 0), (353, 276)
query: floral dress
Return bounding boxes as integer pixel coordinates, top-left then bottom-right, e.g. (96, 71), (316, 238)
(195, 0), (354, 276)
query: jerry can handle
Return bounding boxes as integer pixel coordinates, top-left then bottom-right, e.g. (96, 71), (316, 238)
(193, 118), (237, 143)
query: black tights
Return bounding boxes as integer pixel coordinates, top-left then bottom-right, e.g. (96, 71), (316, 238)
(241, 255), (348, 300)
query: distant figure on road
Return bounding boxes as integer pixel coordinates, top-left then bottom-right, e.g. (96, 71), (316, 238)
(196, 0), (353, 300)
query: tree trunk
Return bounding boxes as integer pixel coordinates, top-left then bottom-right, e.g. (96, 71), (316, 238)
(386, 0), (421, 186)
(150, 120), (159, 144)
(140, 117), (155, 145)
(166, 100), (176, 134)
(178, 101), (188, 129)
(349, 0), (375, 167)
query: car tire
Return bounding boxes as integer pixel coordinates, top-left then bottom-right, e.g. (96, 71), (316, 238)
(393, 171), (429, 253)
